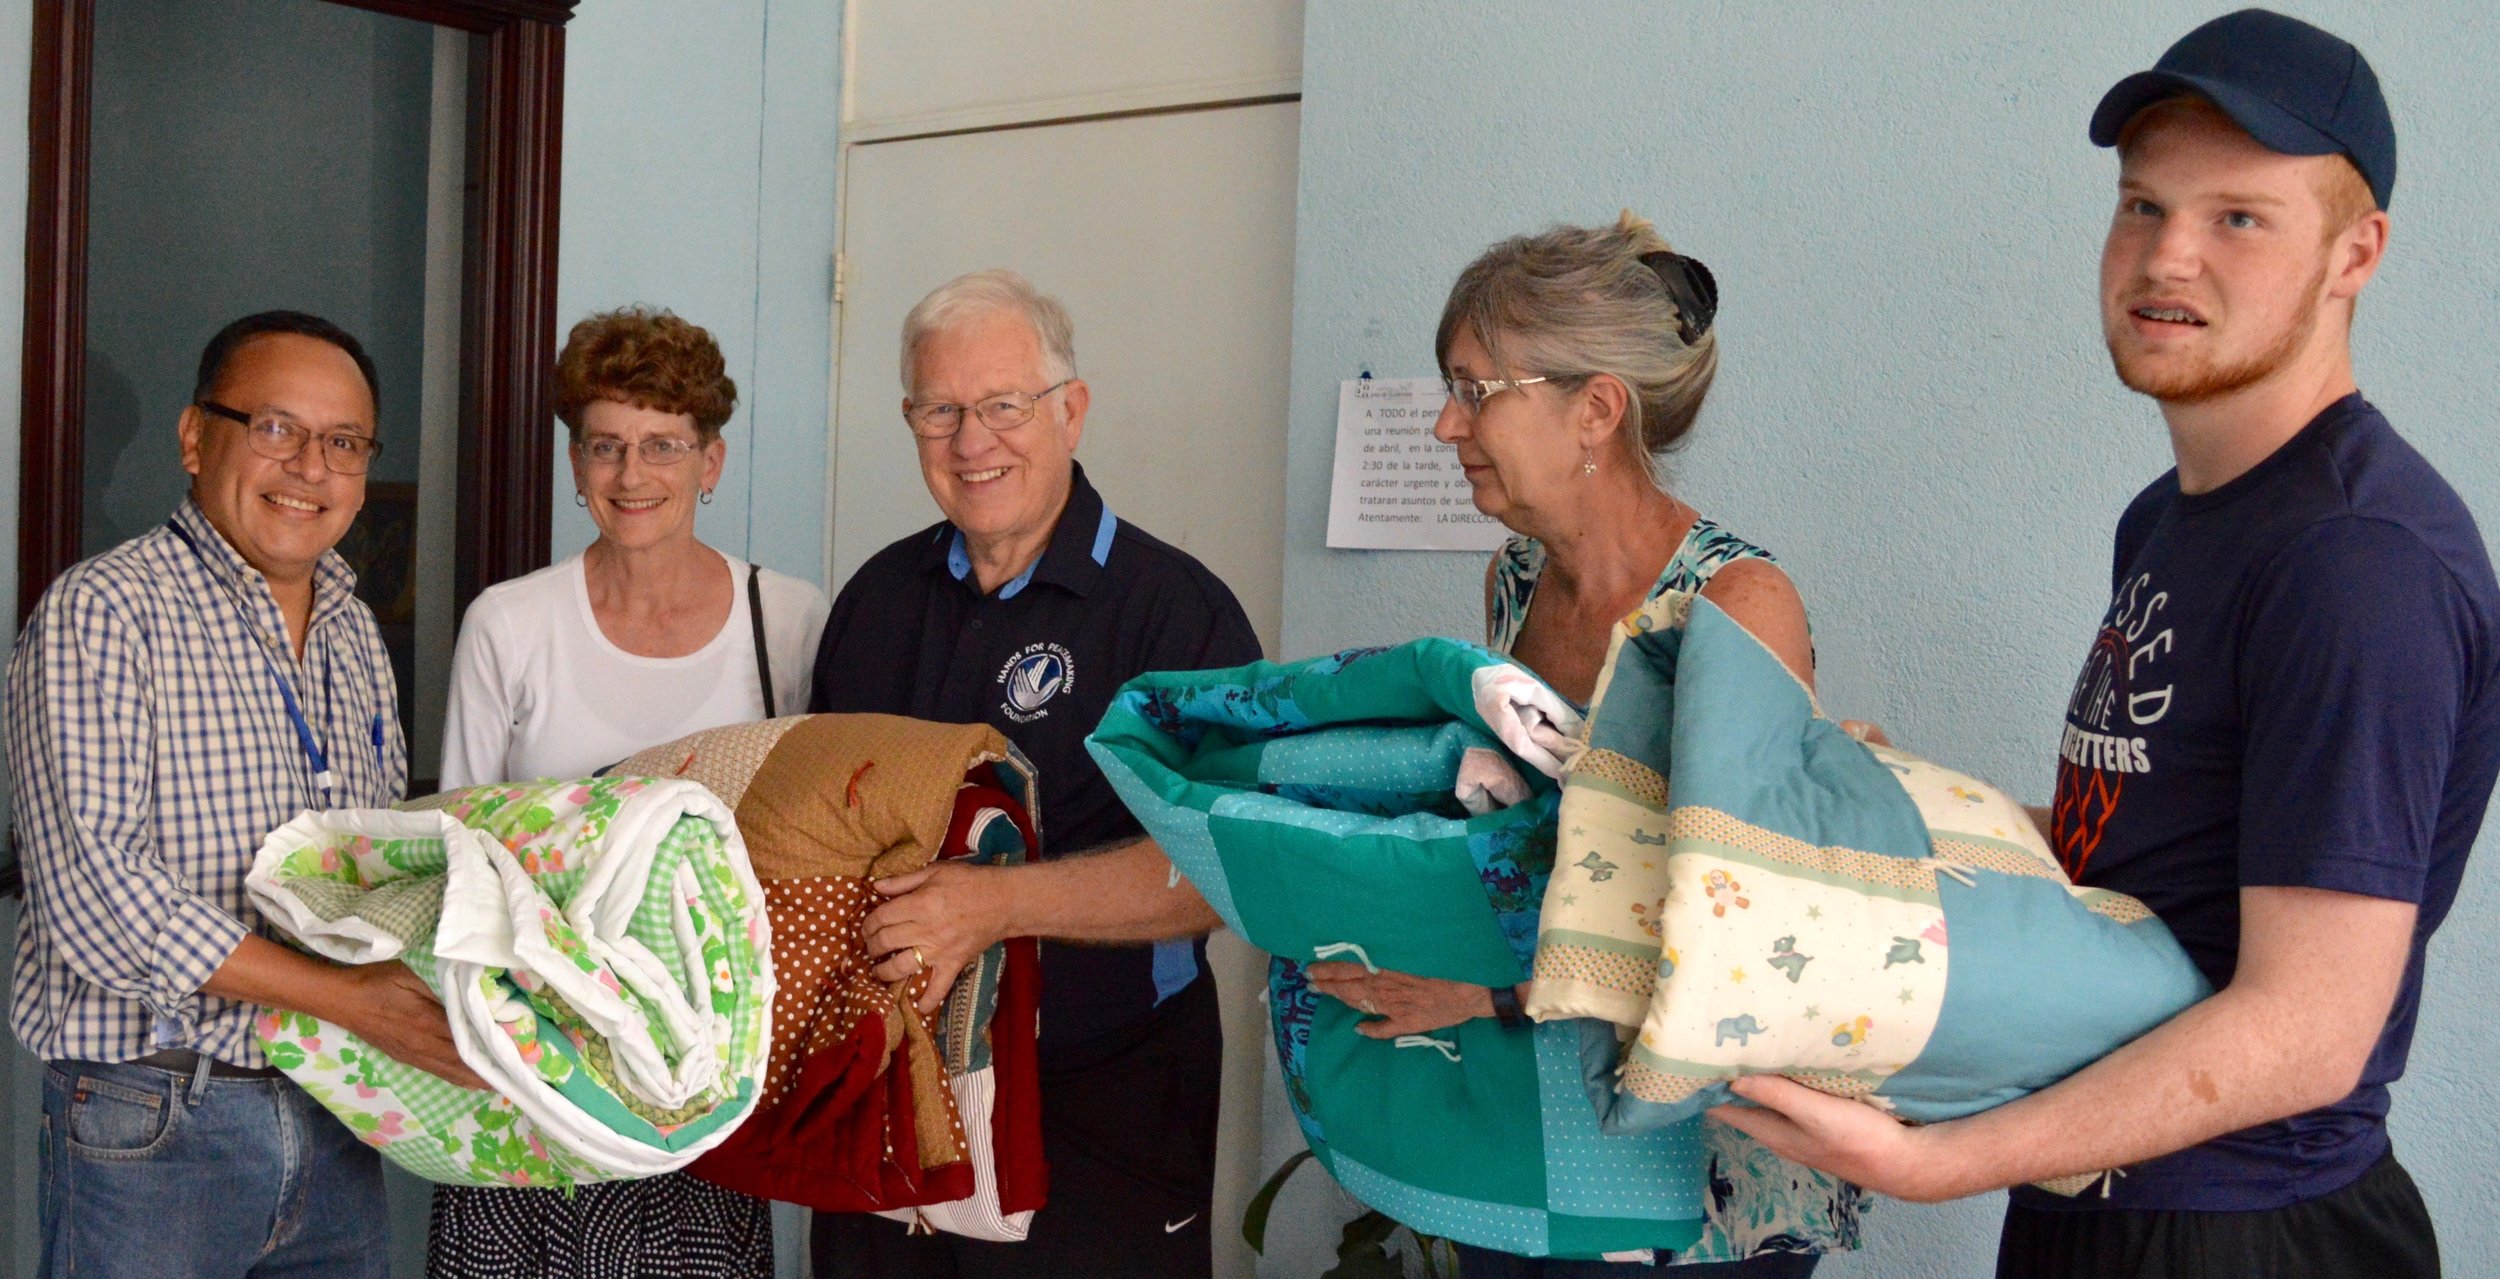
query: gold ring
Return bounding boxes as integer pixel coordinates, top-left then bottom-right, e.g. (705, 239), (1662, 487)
(910, 945), (928, 976)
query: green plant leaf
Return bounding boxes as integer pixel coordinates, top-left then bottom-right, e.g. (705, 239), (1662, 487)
(1242, 1148), (1315, 1254)
(1322, 1211), (1406, 1279)
(1418, 1232), (1459, 1279)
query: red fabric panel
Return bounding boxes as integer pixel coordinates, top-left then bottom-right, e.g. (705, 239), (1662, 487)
(694, 765), (1044, 1216)
(946, 769), (1048, 1215)
(691, 1011), (977, 1211)
(991, 933), (1048, 1216)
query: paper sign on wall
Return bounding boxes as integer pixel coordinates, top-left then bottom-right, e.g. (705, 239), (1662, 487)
(1324, 378), (1509, 552)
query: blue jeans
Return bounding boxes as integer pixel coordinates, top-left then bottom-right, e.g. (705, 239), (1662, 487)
(38, 1059), (390, 1278)
(1454, 1242), (1821, 1278)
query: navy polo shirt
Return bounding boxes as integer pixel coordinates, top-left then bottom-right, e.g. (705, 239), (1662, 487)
(810, 462), (1263, 1062)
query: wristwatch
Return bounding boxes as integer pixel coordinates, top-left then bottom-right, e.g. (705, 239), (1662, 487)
(1488, 983), (1528, 1029)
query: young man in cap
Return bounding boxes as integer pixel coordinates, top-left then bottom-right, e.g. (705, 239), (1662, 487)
(1714, 11), (2496, 1277)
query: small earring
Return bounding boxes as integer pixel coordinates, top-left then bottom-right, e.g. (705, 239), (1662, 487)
(574, 492), (587, 507)
(1581, 450), (1597, 477)
(699, 489), (714, 505)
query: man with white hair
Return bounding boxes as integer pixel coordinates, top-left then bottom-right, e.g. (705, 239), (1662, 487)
(808, 269), (1260, 1278)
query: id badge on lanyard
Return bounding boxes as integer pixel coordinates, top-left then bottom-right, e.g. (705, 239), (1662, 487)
(165, 519), (366, 799)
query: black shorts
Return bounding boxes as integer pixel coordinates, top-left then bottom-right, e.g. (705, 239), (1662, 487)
(810, 971), (1223, 1279)
(1997, 1151), (2438, 1279)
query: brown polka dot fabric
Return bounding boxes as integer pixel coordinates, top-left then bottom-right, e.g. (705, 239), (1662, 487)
(752, 876), (968, 1174)
(671, 714), (1026, 1209)
(755, 877), (888, 1107)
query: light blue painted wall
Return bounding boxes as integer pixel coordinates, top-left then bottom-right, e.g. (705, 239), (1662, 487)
(1272, 2), (2500, 1275)
(554, 0), (841, 588)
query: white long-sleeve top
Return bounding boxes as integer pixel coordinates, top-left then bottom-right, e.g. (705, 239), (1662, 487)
(439, 548), (830, 788)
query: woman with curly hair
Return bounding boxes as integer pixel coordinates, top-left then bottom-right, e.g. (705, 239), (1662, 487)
(430, 306), (828, 1278)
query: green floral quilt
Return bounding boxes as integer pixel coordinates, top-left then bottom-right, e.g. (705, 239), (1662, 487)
(244, 775), (775, 1187)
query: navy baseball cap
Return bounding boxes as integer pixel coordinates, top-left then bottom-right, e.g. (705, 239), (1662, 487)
(2090, 8), (2395, 210)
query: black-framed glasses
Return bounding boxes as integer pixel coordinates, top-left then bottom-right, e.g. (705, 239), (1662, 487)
(197, 401), (383, 474)
(1441, 374), (1552, 416)
(574, 435), (706, 467)
(904, 379), (1072, 439)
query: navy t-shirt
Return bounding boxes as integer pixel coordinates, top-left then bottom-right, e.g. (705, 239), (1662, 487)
(809, 463), (1263, 1067)
(2015, 395), (2500, 1213)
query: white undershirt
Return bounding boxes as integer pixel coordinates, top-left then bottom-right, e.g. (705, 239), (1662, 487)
(438, 548), (830, 788)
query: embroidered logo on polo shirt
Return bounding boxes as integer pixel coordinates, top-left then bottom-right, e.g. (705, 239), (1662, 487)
(998, 643), (1075, 723)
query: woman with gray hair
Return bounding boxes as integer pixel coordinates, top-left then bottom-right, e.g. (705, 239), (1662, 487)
(1303, 212), (1857, 1275)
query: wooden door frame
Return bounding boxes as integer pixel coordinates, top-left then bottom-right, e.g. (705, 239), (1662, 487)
(16, 0), (578, 623)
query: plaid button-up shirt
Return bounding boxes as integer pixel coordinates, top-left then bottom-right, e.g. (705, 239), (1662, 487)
(8, 500), (406, 1066)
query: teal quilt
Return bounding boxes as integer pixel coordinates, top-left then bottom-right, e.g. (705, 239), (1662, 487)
(1087, 640), (1706, 1259)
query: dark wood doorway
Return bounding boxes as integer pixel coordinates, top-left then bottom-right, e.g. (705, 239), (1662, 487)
(18, 0), (577, 627)
(7, 0), (577, 893)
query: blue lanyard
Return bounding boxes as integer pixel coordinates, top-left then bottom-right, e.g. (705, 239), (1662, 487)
(165, 520), (351, 795)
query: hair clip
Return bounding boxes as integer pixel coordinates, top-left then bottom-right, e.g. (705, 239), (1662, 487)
(1639, 251), (1719, 344)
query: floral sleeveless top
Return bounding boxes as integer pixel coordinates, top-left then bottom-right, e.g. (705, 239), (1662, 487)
(1489, 519), (1866, 1264)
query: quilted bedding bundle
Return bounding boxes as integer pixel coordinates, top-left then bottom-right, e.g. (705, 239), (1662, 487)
(614, 714), (1047, 1239)
(1087, 641), (1708, 1260)
(1527, 592), (2214, 1146)
(245, 775), (774, 1187)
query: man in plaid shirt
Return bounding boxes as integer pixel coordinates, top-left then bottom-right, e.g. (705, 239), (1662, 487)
(11, 312), (487, 1277)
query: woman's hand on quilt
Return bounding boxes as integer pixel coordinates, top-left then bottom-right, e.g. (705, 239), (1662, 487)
(339, 961), (493, 1092)
(865, 861), (1010, 1015)
(1710, 1074), (1958, 1202)
(1306, 964), (1498, 1038)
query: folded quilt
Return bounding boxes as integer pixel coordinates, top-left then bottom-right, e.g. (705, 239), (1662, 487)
(875, 785), (1048, 1241)
(1527, 593), (2214, 1154)
(1087, 641), (1707, 1260)
(246, 776), (774, 1186)
(613, 714), (1046, 1231)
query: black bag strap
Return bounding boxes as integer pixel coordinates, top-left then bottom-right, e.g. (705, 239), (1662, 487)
(746, 563), (776, 719)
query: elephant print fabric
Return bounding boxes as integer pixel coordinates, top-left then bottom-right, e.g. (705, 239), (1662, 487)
(1528, 592), (2213, 1174)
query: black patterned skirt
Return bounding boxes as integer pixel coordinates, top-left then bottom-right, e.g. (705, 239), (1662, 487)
(428, 1173), (773, 1278)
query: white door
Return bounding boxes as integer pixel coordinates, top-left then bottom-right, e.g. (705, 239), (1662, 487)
(829, 101), (1296, 650)
(829, 49), (1299, 1279)
(843, 0), (1301, 142)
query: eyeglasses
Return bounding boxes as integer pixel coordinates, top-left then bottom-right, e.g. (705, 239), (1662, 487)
(904, 379), (1072, 439)
(197, 401), (383, 474)
(1441, 375), (1552, 416)
(574, 436), (706, 467)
